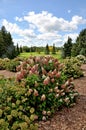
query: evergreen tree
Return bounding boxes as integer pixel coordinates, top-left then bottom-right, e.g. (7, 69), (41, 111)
(52, 44), (56, 54)
(16, 43), (20, 55)
(0, 32), (5, 57)
(0, 26), (17, 59)
(62, 37), (72, 58)
(45, 44), (50, 54)
(71, 43), (78, 56)
(20, 46), (23, 53)
(71, 28), (86, 56)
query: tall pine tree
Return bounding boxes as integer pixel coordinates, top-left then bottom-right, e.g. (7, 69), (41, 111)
(45, 44), (50, 54)
(62, 37), (72, 58)
(0, 26), (17, 59)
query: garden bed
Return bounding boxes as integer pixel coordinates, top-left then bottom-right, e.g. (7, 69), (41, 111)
(0, 64), (86, 130)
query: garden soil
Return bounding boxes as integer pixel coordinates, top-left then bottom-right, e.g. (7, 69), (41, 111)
(0, 64), (86, 130)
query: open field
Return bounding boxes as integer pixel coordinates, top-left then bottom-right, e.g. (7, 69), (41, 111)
(19, 51), (62, 61)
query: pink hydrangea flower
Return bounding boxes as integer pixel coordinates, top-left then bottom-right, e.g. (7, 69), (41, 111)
(43, 76), (50, 85)
(33, 89), (39, 96)
(55, 72), (61, 78)
(41, 94), (46, 101)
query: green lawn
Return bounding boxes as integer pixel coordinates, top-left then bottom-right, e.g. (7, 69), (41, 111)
(19, 51), (62, 61)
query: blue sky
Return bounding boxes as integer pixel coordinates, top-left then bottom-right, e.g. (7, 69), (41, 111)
(0, 0), (86, 47)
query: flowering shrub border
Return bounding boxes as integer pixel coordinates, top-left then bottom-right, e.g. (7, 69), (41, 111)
(0, 56), (78, 130)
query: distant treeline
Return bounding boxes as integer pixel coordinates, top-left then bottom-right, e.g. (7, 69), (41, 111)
(21, 44), (61, 53)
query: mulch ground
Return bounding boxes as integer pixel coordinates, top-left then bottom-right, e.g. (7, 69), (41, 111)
(0, 64), (86, 130)
(0, 70), (16, 78)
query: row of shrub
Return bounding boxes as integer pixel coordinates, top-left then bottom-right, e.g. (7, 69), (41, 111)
(0, 54), (85, 75)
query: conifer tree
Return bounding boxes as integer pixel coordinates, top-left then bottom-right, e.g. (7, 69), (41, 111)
(52, 44), (56, 54)
(45, 44), (50, 54)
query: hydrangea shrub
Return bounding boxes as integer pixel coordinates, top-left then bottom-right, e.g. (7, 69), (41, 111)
(16, 56), (78, 120)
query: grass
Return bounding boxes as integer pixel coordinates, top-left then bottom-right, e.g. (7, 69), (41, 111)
(19, 50), (63, 61)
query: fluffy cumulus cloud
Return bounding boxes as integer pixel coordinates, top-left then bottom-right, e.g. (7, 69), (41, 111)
(2, 11), (86, 46)
(2, 19), (36, 38)
(23, 11), (86, 32)
(63, 33), (78, 43)
(15, 16), (23, 22)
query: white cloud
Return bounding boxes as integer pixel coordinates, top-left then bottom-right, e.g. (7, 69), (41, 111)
(63, 33), (78, 43)
(53, 39), (63, 47)
(23, 11), (86, 32)
(2, 19), (36, 38)
(71, 15), (86, 24)
(15, 16), (23, 22)
(24, 11), (60, 33)
(29, 24), (36, 29)
(13, 38), (32, 47)
(1, 11), (86, 47)
(2, 19), (20, 34)
(37, 33), (61, 40)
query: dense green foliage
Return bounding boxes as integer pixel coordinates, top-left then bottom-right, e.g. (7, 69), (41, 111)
(62, 37), (72, 58)
(63, 57), (84, 78)
(71, 28), (86, 57)
(62, 28), (86, 58)
(0, 26), (20, 59)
